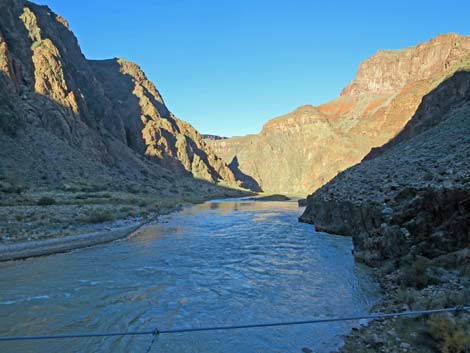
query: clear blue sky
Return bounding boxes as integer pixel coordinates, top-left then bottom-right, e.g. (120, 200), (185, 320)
(35, 0), (470, 137)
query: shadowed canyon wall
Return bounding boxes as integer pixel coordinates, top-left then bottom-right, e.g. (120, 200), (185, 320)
(300, 70), (470, 265)
(0, 0), (241, 190)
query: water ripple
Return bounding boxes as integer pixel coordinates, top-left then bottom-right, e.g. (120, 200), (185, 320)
(0, 200), (380, 353)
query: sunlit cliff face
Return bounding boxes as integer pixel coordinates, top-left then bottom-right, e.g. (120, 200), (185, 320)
(206, 34), (470, 195)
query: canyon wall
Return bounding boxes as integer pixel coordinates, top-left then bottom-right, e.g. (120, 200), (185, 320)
(300, 71), (470, 266)
(207, 34), (470, 195)
(0, 0), (240, 191)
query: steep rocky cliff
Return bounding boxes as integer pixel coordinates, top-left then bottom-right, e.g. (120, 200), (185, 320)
(300, 71), (470, 266)
(207, 34), (470, 195)
(0, 0), (240, 191)
(300, 69), (470, 353)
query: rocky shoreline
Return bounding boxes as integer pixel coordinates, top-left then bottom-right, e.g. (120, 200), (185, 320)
(301, 193), (469, 352)
(339, 261), (469, 352)
(300, 186), (470, 267)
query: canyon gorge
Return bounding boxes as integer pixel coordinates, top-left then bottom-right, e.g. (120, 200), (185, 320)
(0, 1), (469, 352)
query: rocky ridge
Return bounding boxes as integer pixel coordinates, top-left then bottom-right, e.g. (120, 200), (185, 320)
(300, 70), (470, 353)
(0, 0), (240, 189)
(207, 33), (470, 195)
(300, 70), (470, 266)
(0, 0), (249, 244)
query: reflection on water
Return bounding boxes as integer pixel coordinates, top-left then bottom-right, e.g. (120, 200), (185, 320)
(0, 199), (380, 353)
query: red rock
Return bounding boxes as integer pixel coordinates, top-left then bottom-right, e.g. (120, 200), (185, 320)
(207, 34), (470, 195)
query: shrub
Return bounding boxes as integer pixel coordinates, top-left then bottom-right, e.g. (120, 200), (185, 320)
(400, 256), (439, 289)
(31, 40), (44, 50)
(0, 111), (19, 137)
(422, 314), (470, 353)
(75, 194), (89, 200)
(423, 171), (434, 181)
(397, 284), (417, 306)
(443, 288), (470, 307)
(82, 209), (115, 224)
(0, 181), (23, 194)
(182, 185), (194, 192)
(37, 197), (56, 206)
(126, 185), (140, 194)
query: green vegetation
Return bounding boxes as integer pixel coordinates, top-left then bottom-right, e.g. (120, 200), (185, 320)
(0, 180), (23, 194)
(0, 173), (252, 243)
(423, 170), (434, 181)
(422, 314), (470, 353)
(400, 256), (439, 289)
(31, 40), (44, 50)
(0, 111), (19, 137)
(397, 284), (417, 306)
(249, 194), (291, 201)
(36, 196), (56, 206)
(80, 209), (115, 224)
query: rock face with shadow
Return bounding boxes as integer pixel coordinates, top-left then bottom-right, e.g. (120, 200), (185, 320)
(300, 71), (470, 266)
(207, 33), (470, 195)
(0, 0), (240, 189)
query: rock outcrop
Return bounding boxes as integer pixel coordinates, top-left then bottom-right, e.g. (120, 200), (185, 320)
(301, 70), (470, 353)
(202, 134), (227, 141)
(207, 34), (470, 195)
(0, 0), (240, 190)
(300, 70), (470, 266)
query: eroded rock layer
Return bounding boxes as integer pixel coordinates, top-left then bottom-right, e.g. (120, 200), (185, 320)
(300, 71), (470, 266)
(207, 34), (470, 195)
(0, 0), (240, 190)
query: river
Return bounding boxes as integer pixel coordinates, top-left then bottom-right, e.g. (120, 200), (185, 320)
(0, 199), (380, 353)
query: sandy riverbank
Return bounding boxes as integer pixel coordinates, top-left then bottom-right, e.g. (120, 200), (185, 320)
(0, 183), (253, 262)
(0, 221), (148, 262)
